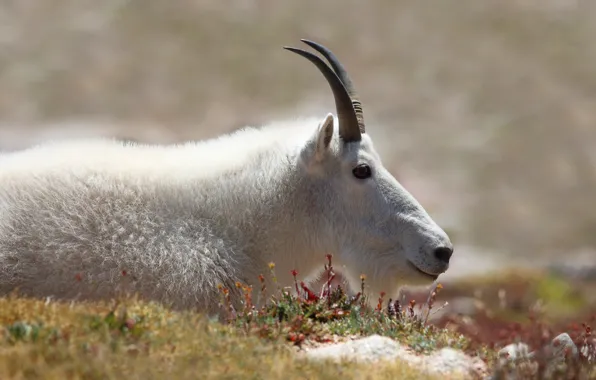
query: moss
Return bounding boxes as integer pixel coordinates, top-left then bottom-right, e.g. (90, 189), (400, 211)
(534, 274), (587, 319)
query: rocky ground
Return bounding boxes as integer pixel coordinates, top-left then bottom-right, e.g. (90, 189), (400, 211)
(292, 261), (596, 379)
(297, 332), (588, 379)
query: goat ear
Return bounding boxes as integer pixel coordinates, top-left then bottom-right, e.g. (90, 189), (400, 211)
(314, 113), (335, 161)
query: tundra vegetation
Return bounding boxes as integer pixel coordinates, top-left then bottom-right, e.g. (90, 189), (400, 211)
(0, 258), (594, 379)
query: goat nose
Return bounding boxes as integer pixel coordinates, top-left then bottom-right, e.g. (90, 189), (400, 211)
(433, 246), (453, 264)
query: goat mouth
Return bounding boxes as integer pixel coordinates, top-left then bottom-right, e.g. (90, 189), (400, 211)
(407, 261), (439, 281)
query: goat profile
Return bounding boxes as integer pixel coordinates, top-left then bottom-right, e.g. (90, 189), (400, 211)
(0, 39), (453, 314)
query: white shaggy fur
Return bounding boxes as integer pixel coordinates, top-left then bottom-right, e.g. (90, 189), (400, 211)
(0, 113), (453, 314)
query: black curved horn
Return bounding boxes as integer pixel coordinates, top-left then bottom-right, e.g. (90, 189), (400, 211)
(300, 39), (365, 134)
(284, 45), (362, 142)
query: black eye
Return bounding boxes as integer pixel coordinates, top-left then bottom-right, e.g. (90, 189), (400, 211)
(352, 164), (372, 179)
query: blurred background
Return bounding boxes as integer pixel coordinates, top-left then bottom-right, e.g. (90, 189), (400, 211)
(1, 0), (595, 280)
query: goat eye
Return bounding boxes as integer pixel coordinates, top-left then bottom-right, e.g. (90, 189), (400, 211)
(352, 164), (372, 179)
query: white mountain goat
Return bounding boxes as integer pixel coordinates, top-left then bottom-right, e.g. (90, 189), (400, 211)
(0, 39), (453, 314)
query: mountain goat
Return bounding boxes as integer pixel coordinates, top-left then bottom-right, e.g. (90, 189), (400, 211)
(0, 39), (453, 314)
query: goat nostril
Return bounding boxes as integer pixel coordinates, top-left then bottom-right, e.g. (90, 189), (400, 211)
(434, 246), (453, 264)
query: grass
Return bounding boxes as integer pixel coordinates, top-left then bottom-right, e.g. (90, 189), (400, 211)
(431, 268), (590, 323)
(2, 0), (596, 260)
(218, 256), (468, 356)
(0, 255), (595, 379)
(0, 256), (460, 379)
(427, 269), (596, 378)
(0, 296), (448, 380)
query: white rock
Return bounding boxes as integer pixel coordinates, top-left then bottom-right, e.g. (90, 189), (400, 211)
(549, 332), (578, 360)
(497, 342), (533, 363)
(302, 334), (408, 363)
(492, 332), (581, 379)
(426, 347), (486, 377)
(301, 334), (486, 378)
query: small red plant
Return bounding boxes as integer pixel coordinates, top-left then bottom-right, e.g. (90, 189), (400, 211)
(291, 269), (300, 300)
(377, 291), (386, 312)
(256, 273), (266, 308)
(408, 299), (416, 319)
(300, 281), (319, 303)
(320, 254), (336, 306)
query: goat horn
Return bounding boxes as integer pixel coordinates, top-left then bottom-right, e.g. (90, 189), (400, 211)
(300, 39), (365, 134)
(284, 45), (362, 142)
